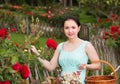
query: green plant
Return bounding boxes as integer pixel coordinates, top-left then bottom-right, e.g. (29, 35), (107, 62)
(0, 17), (41, 83)
(97, 13), (120, 48)
(0, 28), (31, 84)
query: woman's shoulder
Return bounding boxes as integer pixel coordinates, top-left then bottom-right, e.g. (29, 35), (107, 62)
(57, 42), (65, 51)
(58, 42), (64, 47)
(83, 40), (95, 50)
(82, 40), (90, 45)
(81, 40), (92, 49)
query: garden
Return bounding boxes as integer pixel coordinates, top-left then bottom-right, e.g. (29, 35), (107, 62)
(0, 0), (120, 84)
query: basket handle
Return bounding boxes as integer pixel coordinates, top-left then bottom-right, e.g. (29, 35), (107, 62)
(86, 60), (117, 79)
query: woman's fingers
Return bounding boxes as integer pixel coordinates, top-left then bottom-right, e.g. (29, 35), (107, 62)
(79, 64), (86, 70)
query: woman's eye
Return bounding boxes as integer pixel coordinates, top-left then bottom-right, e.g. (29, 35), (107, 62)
(72, 26), (76, 29)
(64, 27), (69, 29)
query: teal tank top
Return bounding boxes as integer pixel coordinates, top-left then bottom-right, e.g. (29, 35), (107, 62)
(58, 40), (89, 84)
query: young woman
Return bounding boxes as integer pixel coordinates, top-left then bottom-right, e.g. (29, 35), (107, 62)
(31, 15), (100, 84)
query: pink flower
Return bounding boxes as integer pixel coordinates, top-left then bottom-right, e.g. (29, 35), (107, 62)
(0, 80), (11, 84)
(48, 11), (52, 14)
(41, 13), (47, 17)
(46, 38), (58, 50)
(77, 71), (81, 75)
(12, 62), (21, 72)
(20, 64), (30, 79)
(47, 15), (51, 19)
(60, 11), (64, 15)
(26, 11), (34, 15)
(11, 27), (17, 32)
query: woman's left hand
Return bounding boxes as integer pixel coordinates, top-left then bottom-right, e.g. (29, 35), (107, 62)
(78, 64), (87, 70)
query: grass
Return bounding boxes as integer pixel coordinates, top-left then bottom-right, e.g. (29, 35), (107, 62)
(10, 33), (64, 47)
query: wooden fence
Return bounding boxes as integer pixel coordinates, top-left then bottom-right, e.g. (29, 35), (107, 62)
(88, 23), (120, 84)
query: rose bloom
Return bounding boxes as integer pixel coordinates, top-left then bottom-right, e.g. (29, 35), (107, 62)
(0, 80), (11, 84)
(118, 30), (120, 35)
(20, 64), (30, 79)
(0, 28), (8, 38)
(12, 62), (21, 72)
(46, 38), (58, 50)
(11, 28), (17, 32)
(110, 26), (119, 34)
(26, 11), (34, 15)
(97, 18), (102, 23)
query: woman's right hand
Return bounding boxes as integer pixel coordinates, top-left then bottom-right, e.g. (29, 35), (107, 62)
(30, 45), (40, 56)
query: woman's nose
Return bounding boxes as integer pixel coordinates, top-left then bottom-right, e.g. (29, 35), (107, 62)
(68, 28), (72, 32)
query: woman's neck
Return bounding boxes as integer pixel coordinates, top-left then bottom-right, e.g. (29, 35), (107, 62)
(68, 37), (82, 44)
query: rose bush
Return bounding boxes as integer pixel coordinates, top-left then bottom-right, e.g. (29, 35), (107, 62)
(0, 27), (31, 84)
(0, 26), (59, 84)
(37, 38), (58, 61)
(102, 25), (120, 47)
(97, 13), (120, 47)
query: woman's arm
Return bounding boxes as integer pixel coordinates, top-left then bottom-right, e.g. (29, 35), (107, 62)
(79, 42), (101, 70)
(31, 45), (60, 72)
(85, 42), (101, 70)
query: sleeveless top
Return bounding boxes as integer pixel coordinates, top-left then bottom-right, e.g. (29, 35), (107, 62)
(58, 40), (89, 84)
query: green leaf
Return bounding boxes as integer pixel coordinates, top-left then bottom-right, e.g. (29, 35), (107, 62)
(106, 38), (116, 48)
(11, 55), (18, 64)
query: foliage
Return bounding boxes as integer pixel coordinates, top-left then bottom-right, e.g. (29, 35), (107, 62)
(0, 15), (61, 83)
(0, 16), (42, 83)
(0, 28), (31, 84)
(77, 0), (120, 17)
(0, 11), (16, 28)
(99, 13), (120, 47)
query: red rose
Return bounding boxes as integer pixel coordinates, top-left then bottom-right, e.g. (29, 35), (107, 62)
(110, 33), (117, 39)
(105, 18), (110, 22)
(20, 64), (30, 79)
(46, 38), (58, 50)
(0, 80), (11, 84)
(12, 62), (21, 71)
(104, 32), (109, 35)
(26, 11), (34, 15)
(118, 30), (120, 35)
(111, 14), (116, 17)
(97, 19), (102, 23)
(11, 28), (17, 32)
(0, 28), (8, 38)
(102, 35), (107, 40)
(110, 26), (119, 33)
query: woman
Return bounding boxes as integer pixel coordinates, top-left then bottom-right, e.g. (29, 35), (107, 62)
(31, 15), (100, 84)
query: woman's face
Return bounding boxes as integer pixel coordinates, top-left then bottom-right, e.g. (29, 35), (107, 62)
(64, 19), (80, 39)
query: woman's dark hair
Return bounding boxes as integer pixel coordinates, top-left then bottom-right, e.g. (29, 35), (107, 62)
(62, 15), (81, 27)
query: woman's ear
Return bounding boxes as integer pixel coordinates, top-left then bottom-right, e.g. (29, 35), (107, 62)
(78, 26), (81, 31)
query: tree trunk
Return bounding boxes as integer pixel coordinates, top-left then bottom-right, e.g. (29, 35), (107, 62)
(4, 0), (10, 4)
(63, 0), (67, 7)
(69, 0), (73, 7)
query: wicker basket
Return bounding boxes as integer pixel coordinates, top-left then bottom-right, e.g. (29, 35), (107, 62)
(85, 60), (117, 84)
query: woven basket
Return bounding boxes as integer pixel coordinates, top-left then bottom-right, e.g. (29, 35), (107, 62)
(85, 60), (117, 84)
